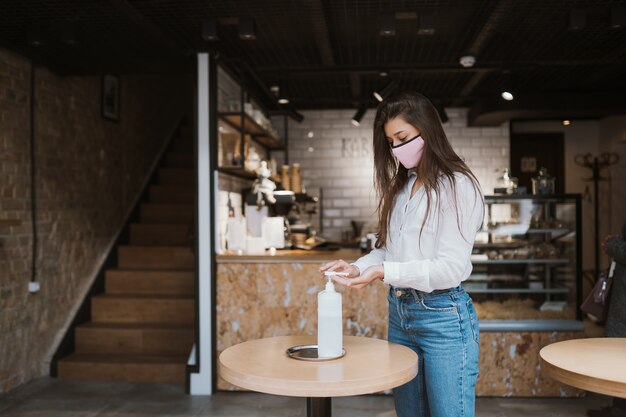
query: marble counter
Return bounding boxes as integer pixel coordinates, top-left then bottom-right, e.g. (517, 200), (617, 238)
(216, 258), (583, 397)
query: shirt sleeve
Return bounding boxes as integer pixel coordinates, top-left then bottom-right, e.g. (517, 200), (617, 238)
(352, 246), (386, 275)
(382, 176), (484, 292)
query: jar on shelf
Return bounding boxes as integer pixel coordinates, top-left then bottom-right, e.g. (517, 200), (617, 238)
(532, 167), (555, 195)
(495, 168), (518, 194)
(244, 146), (261, 172)
(291, 163), (302, 193)
(281, 165), (291, 190)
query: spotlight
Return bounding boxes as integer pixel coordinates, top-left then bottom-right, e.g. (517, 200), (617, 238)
(500, 71), (515, 101)
(278, 87), (289, 104)
(418, 12), (435, 35)
(373, 80), (398, 102)
(611, 6), (626, 29)
(501, 91), (514, 101)
(202, 19), (219, 41)
(380, 14), (396, 36)
(239, 17), (256, 40)
(569, 8), (586, 30)
(459, 55), (476, 68)
(562, 120), (571, 126)
(351, 106), (367, 127)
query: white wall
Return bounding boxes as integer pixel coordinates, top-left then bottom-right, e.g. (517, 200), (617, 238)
(599, 116), (626, 238)
(286, 108), (510, 241)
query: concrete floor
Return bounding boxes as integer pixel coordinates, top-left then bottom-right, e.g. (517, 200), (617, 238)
(0, 377), (611, 417)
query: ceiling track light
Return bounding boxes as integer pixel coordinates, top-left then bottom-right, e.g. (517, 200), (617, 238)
(418, 12), (435, 35)
(277, 84), (289, 105)
(611, 6), (626, 29)
(26, 29), (44, 47)
(202, 19), (219, 41)
(500, 71), (515, 101)
(351, 106), (367, 127)
(59, 22), (81, 46)
(569, 8), (586, 30)
(380, 14), (396, 36)
(238, 17), (256, 40)
(373, 80), (398, 102)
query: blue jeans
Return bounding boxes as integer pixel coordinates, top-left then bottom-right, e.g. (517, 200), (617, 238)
(387, 285), (479, 417)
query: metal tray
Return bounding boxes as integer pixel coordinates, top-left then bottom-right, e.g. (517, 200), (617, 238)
(286, 344), (346, 361)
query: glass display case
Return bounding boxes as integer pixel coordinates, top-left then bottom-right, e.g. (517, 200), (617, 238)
(469, 194), (582, 331)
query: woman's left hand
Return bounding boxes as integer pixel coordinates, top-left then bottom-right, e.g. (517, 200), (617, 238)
(333, 264), (384, 289)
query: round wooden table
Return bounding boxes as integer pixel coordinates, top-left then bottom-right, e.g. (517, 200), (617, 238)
(219, 335), (418, 417)
(540, 338), (626, 399)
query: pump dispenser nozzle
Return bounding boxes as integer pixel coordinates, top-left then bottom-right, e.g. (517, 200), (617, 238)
(323, 271), (348, 291)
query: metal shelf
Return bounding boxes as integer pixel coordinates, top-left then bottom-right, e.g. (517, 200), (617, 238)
(217, 167), (257, 180)
(465, 288), (570, 294)
(479, 319), (584, 332)
(219, 112), (284, 150)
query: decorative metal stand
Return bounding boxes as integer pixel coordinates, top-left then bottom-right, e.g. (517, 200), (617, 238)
(574, 152), (619, 278)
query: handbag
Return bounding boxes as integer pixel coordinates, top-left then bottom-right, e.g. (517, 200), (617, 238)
(580, 261), (616, 324)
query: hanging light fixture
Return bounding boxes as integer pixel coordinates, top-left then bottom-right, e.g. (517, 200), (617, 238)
(610, 6), (626, 29)
(418, 12), (435, 35)
(351, 106), (367, 127)
(202, 19), (219, 41)
(569, 8), (586, 30)
(380, 14), (396, 36)
(238, 17), (256, 40)
(373, 80), (398, 102)
(500, 71), (514, 101)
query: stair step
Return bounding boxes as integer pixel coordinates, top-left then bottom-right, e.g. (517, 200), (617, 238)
(130, 224), (191, 246)
(140, 203), (193, 224)
(91, 294), (194, 324)
(149, 185), (195, 204)
(172, 138), (193, 152)
(57, 353), (187, 384)
(166, 153), (193, 168)
(159, 168), (195, 185)
(118, 246), (194, 270)
(75, 322), (194, 356)
(105, 269), (194, 295)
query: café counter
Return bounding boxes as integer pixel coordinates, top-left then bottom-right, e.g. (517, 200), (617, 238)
(215, 248), (583, 396)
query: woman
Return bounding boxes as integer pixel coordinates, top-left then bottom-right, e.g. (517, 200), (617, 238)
(320, 91), (484, 417)
(588, 220), (626, 417)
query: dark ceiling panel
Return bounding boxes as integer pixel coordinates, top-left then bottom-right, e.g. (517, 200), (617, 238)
(0, 0), (625, 112)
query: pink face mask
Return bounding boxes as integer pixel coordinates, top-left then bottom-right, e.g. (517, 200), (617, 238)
(391, 135), (425, 169)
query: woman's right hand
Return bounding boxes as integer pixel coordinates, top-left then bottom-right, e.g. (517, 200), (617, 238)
(319, 259), (360, 278)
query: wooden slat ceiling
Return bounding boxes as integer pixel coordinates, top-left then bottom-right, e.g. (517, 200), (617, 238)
(1, 0), (625, 112)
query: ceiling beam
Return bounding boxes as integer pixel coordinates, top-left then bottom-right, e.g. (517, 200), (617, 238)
(468, 92), (626, 126)
(304, 0), (335, 66)
(256, 60), (626, 76)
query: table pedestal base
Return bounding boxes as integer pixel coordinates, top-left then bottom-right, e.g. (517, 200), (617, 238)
(307, 397), (331, 417)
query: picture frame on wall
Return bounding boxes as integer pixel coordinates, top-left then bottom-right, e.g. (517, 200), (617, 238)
(101, 74), (120, 122)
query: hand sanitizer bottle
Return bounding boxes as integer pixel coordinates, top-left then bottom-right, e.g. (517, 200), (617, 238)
(318, 272), (344, 358)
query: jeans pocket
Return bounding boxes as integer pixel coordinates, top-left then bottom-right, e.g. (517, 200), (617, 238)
(466, 298), (480, 343)
(419, 296), (457, 313)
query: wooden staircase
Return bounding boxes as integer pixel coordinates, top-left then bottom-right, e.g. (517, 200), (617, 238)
(57, 134), (196, 385)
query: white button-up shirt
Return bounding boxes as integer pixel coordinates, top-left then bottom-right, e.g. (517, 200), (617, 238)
(353, 170), (484, 293)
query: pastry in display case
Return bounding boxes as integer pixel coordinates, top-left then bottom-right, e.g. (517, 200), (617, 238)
(469, 195), (582, 330)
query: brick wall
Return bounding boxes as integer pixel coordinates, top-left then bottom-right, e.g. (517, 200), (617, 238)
(0, 47), (192, 392)
(286, 108), (509, 241)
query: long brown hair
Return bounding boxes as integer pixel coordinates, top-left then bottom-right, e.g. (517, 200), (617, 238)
(373, 91), (482, 248)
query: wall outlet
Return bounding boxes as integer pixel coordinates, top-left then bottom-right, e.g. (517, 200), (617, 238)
(28, 281), (40, 294)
